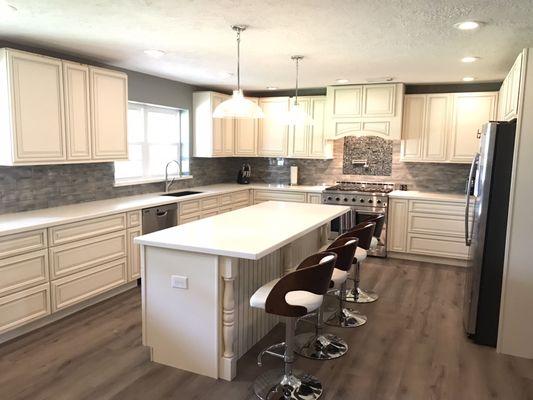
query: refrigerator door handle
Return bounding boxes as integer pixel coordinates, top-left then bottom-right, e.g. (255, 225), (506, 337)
(465, 153), (479, 246)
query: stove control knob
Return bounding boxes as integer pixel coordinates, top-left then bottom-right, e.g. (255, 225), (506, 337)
(327, 196), (332, 201)
(352, 198), (357, 202)
(377, 200), (382, 204)
(368, 199), (373, 204)
(343, 198), (348, 202)
(335, 197), (340, 201)
(360, 199), (365, 203)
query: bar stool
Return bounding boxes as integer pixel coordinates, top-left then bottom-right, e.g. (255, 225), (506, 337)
(250, 251), (337, 400)
(335, 222), (378, 303)
(294, 238), (358, 359)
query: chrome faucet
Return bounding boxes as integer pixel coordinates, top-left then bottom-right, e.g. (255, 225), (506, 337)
(165, 159), (182, 192)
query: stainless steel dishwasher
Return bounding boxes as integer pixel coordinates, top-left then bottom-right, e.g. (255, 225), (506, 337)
(142, 203), (178, 234)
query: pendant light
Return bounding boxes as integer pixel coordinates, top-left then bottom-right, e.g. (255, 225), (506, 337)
(280, 55), (314, 126)
(213, 25), (264, 119)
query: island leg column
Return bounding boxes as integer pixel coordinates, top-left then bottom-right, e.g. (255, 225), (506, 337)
(219, 256), (238, 381)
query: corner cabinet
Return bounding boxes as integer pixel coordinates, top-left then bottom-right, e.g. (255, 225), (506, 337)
(193, 91), (243, 157)
(0, 48), (128, 166)
(400, 92), (498, 163)
(325, 83), (405, 140)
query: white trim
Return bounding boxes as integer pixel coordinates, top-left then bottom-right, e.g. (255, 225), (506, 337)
(113, 175), (193, 187)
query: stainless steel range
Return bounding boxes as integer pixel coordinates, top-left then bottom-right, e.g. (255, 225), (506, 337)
(322, 181), (394, 257)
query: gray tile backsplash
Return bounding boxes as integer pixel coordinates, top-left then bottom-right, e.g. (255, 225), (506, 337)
(0, 137), (469, 215)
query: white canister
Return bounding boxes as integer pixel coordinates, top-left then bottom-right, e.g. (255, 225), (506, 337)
(290, 165), (298, 185)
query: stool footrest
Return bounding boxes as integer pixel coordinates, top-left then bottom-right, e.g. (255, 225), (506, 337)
(258, 342), (285, 367)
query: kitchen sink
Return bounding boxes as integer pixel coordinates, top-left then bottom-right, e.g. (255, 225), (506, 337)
(162, 190), (203, 197)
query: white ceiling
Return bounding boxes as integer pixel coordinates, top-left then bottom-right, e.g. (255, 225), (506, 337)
(1, 0), (533, 90)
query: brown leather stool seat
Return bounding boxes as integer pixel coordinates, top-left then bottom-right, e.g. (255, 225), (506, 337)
(250, 252), (337, 400)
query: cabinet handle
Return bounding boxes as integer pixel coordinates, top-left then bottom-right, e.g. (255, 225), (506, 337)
(476, 129), (481, 139)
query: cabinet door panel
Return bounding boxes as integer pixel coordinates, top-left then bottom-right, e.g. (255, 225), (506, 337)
(257, 98), (289, 156)
(309, 98), (327, 157)
(388, 199), (408, 252)
(289, 98), (310, 157)
(90, 67), (128, 160)
(234, 98), (258, 155)
(363, 85), (395, 117)
(0, 283), (50, 334)
(10, 51), (65, 162)
(423, 94), (450, 161)
(449, 93), (497, 163)
(63, 62), (91, 160)
(331, 87), (362, 116)
(127, 227), (141, 281)
(400, 95), (425, 161)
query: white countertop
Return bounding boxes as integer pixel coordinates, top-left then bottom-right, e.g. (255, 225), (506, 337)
(389, 190), (466, 202)
(135, 201), (349, 260)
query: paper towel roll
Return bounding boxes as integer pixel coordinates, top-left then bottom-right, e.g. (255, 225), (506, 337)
(290, 166), (298, 185)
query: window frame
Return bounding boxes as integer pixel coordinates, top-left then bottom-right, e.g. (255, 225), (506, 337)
(114, 101), (191, 186)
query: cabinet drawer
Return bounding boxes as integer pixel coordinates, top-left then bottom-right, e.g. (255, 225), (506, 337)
(407, 233), (469, 259)
(253, 190), (307, 203)
(0, 250), (49, 297)
(49, 214), (127, 246)
(49, 231), (127, 279)
(409, 200), (465, 216)
(201, 209), (218, 219)
(127, 210), (141, 228)
(180, 213), (201, 225)
(408, 213), (467, 237)
(219, 205), (233, 214)
(180, 199), (201, 216)
(232, 190), (250, 204)
(51, 259), (127, 311)
(219, 194), (232, 206)
(232, 200), (250, 211)
(0, 229), (47, 259)
(201, 196), (219, 210)
(0, 283), (50, 334)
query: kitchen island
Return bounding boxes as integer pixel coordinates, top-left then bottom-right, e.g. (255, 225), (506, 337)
(135, 201), (349, 381)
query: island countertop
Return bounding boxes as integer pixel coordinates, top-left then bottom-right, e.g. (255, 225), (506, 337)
(135, 201), (349, 260)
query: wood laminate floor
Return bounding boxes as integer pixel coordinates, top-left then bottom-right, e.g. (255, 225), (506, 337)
(2, 258), (533, 400)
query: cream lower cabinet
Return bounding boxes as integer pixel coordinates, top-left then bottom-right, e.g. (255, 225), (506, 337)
(179, 191), (251, 224)
(388, 197), (472, 261)
(0, 283), (51, 334)
(307, 193), (322, 204)
(401, 92), (498, 163)
(253, 189), (322, 205)
(0, 48), (128, 166)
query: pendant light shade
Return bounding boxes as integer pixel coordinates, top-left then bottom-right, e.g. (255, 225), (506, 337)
(213, 25), (264, 119)
(281, 55), (314, 126)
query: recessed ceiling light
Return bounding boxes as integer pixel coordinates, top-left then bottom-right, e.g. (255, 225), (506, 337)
(143, 49), (166, 58)
(461, 56), (480, 63)
(462, 76), (475, 82)
(266, 86), (278, 90)
(0, 1), (17, 12)
(218, 71), (233, 79)
(336, 79), (349, 84)
(454, 21), (484, 30)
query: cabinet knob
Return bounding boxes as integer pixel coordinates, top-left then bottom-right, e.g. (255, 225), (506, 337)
(476, 129), (481, 139)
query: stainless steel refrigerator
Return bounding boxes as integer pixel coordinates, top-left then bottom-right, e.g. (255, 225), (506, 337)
(463, 121), (516, 346)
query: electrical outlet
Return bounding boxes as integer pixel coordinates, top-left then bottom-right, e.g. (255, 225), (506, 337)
(171, 275), (188, 289)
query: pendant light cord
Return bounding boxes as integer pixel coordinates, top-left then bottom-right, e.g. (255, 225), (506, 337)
(291, 55), (303, 107)
(236, 28), (241, 91)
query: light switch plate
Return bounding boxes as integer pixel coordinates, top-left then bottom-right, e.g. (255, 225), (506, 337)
(171, 275), (188, 289)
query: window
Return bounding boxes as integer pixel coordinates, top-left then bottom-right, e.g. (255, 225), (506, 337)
(114, 101), (190, 185)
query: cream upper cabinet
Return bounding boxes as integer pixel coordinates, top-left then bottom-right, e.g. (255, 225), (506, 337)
(63, 62), (91, 161)
(325, 83), (404, 140)
(234, 98), (259, 156)
(0, 49), (66, 165)
(401, 92), (497, 163)
(288, 96), (332, 159)
(0, 48), (128, 166)
(193, 91), (235, 157)
(499, 51), (523, 122)
(90, 67), (128, 161)
(257, 97), (290, 157)
(401, 94), (451, 162)
(448, 92), (497, 163)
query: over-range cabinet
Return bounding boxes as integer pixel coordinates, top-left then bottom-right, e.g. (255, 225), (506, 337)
(463, 121), (516, 346)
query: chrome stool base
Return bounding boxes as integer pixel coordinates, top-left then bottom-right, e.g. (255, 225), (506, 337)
(336, 287), (379, 304)
(254, 368), (322, 400)
(326, 307), (367, 328)
(294, 332), (348, 360)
